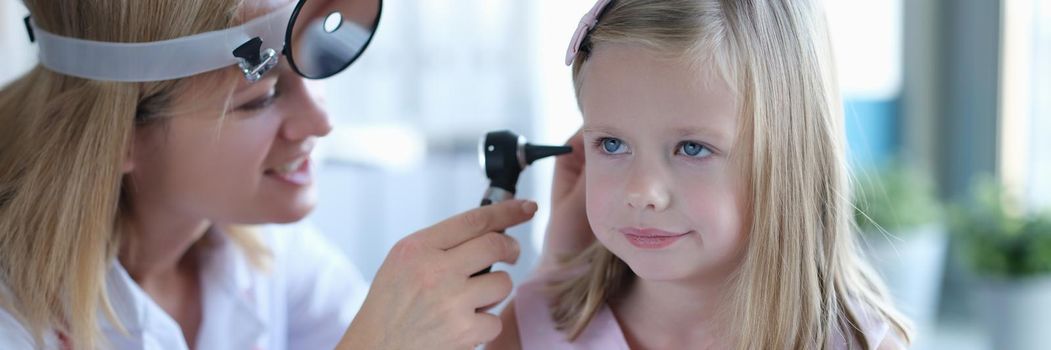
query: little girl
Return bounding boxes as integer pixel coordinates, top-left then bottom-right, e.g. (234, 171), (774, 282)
(489, 0), (912, 349)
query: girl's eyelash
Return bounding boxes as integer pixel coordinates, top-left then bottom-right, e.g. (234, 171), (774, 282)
(590, 137), (608, 149)
(591, 137), (626, 153)
(676, 141), (715, 157)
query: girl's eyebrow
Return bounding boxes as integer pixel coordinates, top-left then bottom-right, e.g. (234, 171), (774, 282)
(582, 123), (733, 146)
(673, 126), (730, 144)
(581, 124), (623, 135)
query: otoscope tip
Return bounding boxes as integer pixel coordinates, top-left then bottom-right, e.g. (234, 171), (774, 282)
(524, 144), (573, 164)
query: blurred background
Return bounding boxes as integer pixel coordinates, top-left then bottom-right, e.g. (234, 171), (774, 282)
(2, 0), (1049, 348)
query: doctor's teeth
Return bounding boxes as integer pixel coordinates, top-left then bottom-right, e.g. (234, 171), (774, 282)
(273, 158), (305, 174)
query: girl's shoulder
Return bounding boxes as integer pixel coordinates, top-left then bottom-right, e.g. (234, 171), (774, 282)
(494, 275), (629, 350)
(830, 298), (906, 350)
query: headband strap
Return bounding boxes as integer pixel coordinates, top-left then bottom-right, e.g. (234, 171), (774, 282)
(26, 3), (294, 82)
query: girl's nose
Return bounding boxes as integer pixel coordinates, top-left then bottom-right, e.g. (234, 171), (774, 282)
(624, 163), (671, 212)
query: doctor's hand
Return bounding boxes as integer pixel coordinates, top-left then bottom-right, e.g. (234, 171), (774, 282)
(535, 129), (593, 277)
(336, 199), (537, 350)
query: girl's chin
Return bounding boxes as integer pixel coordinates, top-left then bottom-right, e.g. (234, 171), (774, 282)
(618, 253), (712, 282)
(627, 266), (695, 282)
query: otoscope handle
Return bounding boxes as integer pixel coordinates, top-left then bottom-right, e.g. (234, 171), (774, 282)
(472, 129), (572, 278)
(480, 186), (515, 207)
(473, 186), (516, 276)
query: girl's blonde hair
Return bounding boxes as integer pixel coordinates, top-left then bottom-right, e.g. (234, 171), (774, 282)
(0, 0), (269, 348)
(552, 0), (912, 348)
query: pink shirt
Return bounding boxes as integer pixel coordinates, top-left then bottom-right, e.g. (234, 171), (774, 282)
(513, 277), (891, 349)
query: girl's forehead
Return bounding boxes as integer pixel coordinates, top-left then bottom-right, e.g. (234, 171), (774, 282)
(576, 49), (741, 155)
(581, 45), (734, 102)
(578, 46), (738, 131)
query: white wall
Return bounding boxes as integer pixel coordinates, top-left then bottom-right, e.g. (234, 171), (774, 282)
(0, 0), (34, 86)
(1024, 0), (1051, 209)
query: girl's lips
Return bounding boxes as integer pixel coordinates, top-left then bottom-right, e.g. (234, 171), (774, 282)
(265, 157), (312, 186)
(619, 228), (691, 249)
(619, 228), (688, 237)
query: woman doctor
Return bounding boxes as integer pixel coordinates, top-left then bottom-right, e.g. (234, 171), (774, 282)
(0, 0), (593, 349)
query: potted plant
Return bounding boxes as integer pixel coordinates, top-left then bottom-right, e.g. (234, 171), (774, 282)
(853, 162), (946, 336)
(953, 178), (1051, 350)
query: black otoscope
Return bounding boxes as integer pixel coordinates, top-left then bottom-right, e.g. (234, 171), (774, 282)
(473, 130), (573, 276)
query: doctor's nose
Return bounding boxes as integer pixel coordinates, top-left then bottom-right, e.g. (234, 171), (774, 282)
(281, 77), (333, 141)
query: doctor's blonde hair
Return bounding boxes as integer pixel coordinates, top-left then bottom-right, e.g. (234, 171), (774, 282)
(551, 0), (912, 348)
(0, 0), (269, 348)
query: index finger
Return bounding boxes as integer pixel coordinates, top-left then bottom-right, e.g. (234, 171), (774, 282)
(415, 199), (538, 250)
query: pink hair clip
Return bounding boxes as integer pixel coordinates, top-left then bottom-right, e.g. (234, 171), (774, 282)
(565, 0), (613, 66)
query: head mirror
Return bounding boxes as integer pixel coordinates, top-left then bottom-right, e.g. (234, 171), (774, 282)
(286, 0), (382, 79)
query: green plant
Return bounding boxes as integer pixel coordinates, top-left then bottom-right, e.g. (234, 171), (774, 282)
(952, 177), (1051, 277)
(853, 162), (943, 234)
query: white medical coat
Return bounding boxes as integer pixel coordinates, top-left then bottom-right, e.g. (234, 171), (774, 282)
(0, 223), (369, 350)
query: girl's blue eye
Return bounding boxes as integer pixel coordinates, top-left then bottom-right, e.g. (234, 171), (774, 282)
(600, 137), (627, 154)
(679, 141), (712, 158)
